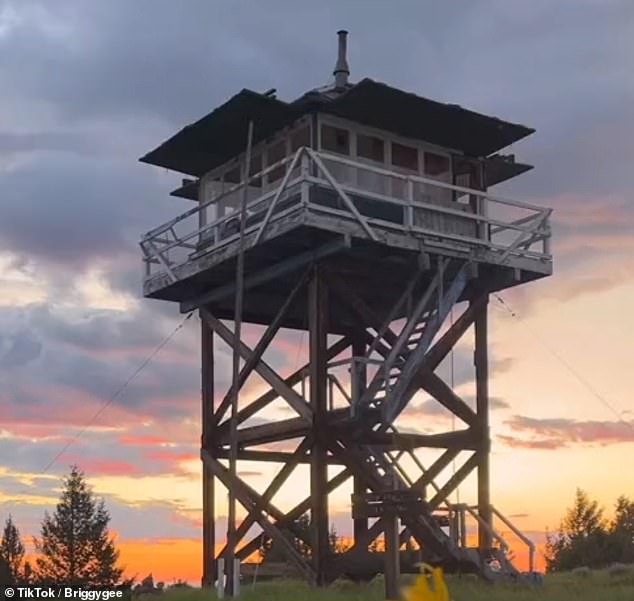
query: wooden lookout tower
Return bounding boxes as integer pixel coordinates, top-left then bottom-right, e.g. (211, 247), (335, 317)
(139, 31), (552, 593)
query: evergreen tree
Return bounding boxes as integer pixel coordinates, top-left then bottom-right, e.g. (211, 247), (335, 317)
(545, 489), (610, 571)
(0, 516), (25, 584)
(0, 556), (13, 587)
(34, 466), (124, 586)
(609, 495), (634, 563)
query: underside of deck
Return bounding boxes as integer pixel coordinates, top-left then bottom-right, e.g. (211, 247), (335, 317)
(144, 216), (550, 333)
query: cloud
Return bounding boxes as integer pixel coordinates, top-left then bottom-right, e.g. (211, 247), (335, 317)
(0, 328), (42, 368)
(499, 415), (634, 450)
(0, 0), (633, 576)
(405, 395), (510, 420)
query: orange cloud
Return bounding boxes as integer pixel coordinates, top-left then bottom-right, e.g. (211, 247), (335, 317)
(501, 415), (634, 449)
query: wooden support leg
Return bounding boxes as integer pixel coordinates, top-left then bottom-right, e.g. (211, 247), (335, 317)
(474, 295), (492, 553)
(309, 267), (329, 586)
(351, 334), (368, 545)
(201, 318), (215, 587)
(384, 513), (400, 601)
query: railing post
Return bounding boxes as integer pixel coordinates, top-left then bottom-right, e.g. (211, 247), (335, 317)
(478, 193), (489, 241)
(406, 178), (414, 229)
(301, 149), (310, 207)
(544, 223), (552, 257)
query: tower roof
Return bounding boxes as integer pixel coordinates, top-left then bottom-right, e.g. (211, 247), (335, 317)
(140, 78), (534, 177)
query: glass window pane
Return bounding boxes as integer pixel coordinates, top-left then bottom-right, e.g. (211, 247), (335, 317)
(321, 125), (350, 155)
(424, 152), (451, 179)
(357, 134), (384, 162)
(391, 142), (418, 171)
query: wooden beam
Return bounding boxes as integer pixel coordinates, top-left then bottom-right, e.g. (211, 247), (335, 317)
(418, 373), (477, 427)
(235, 468), (351, 562)
(474, 295), (492, 551)
(218, 438), (312, 560)
(410, 448), (461, 492)
(358, 429), (478, 451)
(428, 453), (479, 510)
(309, 267), (329, 586)
(351, 334), (368, 545)
(201, 449), (316, 583)
(201, 319), (215, 588)
(217, 336), (351, 433)
(201, 309), (313, 421)
(180, 236), (350, 313)
(215, 415), (311, 447)
(213, 269), (309, 426)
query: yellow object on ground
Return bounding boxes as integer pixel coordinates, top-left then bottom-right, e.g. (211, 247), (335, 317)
(403, 563), (450, 601)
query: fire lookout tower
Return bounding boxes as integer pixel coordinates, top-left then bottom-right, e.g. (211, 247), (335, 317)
(139, 32), (552, 589)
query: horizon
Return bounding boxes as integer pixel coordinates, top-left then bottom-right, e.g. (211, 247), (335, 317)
(1, 0), (633, 585)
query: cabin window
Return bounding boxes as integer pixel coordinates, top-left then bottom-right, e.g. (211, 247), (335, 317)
(267, 139), (287, 183)
(391, 142), (418, 171)
(290, 125), (311, 152)
(357, 134), (384, 163)
(321, 125), (350, 155)
(424, 152), (451, 181)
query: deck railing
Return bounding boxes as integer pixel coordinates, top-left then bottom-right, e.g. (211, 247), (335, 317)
(141, 147), (552, 285)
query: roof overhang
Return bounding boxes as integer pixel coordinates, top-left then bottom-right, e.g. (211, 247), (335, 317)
(140, 79), (535, 178)
(485, 155), (533, 187)
(140, 89), (299, 177)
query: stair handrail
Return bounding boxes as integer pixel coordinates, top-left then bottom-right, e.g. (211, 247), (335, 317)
(490, 505), (536, 574)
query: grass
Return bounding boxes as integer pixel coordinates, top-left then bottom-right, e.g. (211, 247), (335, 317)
(152, 566), (634, 601)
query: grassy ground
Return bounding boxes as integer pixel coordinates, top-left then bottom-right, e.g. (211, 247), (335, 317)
(155, 567), (634, 601)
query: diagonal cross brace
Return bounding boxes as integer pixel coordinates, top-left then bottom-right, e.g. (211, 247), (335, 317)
(200, 309), (313, 421)
(212, 269), (309, 426)
(201, 449), (316, 583)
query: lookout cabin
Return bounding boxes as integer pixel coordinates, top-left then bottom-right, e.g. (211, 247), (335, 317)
(139, 31), (552, 325)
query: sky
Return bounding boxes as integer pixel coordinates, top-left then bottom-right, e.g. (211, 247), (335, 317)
(1, 0), (633, 584)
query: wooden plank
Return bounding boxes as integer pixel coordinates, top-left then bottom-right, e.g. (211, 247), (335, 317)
(200, 310), (313, 421)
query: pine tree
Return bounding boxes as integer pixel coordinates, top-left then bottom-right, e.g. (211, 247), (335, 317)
(0, 516), (25, 584)
(545, 488), (610, 571)
(34, 466), (124, 587)
(609, 495), (634, 563)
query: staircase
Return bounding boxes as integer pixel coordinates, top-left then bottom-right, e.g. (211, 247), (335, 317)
(340, 258), (529, 582)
